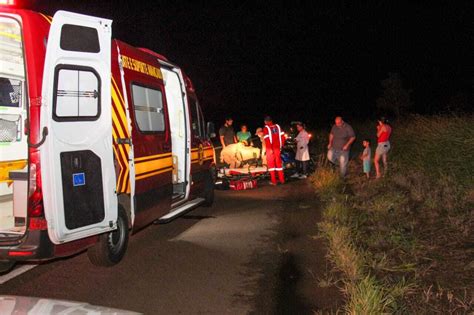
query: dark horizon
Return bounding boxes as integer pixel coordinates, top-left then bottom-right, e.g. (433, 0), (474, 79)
(26, 1), (474, 129)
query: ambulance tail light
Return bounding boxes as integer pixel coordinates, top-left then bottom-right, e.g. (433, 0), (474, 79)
(28, 162), (43, 218)
(29, 187), (47, 230)
(28, 160), (48, 230)
(29, 189), (43, 217)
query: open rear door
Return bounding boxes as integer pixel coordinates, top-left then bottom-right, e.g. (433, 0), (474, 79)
(40, 11), (117, 244)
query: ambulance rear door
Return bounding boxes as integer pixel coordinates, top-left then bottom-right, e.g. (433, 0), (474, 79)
(40, 11), (117, 244)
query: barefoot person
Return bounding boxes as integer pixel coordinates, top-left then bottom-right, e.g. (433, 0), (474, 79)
(327, 116), (356, 177)
(374, 117), (392, 178)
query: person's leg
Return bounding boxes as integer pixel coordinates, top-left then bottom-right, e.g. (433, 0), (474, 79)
(382, 150), (389, 175)
(375, 143), (383, 178)
(327, 148), (338, 165)
(339, 151), (349, 177)
(266, 147), (277, 184)
(382, 142), (390, 175)
(302, 160), (308, 175)
(274, 147), (285, 184)
(292, 160), (301, 178)
(374, 153), (381, 178)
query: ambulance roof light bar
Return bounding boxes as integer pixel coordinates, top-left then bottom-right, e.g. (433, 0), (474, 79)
(0, 0), (16, 5)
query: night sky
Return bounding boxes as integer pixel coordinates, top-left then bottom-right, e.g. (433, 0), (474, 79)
(26, 1), (474, 129)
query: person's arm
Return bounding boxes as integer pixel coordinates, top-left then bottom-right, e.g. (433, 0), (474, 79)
(342, 126), (356, 151)
(327, 133), (334, 149)
(220, 135), (226, 148)
(219, 127), (226, 148)
(343, 136), (356, 150)
(234, 135), (238, 143)
(376, 125), (385, 138)
(302, 132), (310, 146)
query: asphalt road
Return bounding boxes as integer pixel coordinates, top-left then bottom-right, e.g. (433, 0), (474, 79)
(0, 179), (340, 314)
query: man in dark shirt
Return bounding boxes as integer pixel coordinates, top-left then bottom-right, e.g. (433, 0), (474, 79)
(327, 116), (356, 177)
(219, 117), (237, 148)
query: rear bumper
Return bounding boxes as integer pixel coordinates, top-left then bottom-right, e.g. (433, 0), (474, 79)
(0, 228), (99, 262)
(0, 229), (55, 262)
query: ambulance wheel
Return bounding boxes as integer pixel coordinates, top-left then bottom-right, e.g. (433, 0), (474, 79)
(0, 261), (15, 273)
(87, 207), (129, 267)
(202, 170), (215, 207)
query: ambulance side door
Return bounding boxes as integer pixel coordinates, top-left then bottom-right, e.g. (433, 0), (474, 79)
(40, 11), (117, 244)
(189, 95), (213, 196)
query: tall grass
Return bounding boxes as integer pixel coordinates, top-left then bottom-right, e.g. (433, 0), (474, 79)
(312, 115), (474, 314)
(391, 115), (474, 188)
(344, 275), (395, 315)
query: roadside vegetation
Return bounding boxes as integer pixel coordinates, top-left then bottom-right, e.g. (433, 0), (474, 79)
(311, 115), (473, 314)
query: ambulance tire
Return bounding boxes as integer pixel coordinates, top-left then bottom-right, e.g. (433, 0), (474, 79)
(0, 261), (15, 273)
(202, 170), (215, 207)
(87, 207), (129, 267)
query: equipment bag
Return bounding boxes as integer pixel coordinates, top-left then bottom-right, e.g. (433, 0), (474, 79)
(229, 178), (257, 191)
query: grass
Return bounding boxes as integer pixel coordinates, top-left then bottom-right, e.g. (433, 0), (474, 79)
(311, 115), (474, 314)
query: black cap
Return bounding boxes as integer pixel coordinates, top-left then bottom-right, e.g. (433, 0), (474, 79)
(264, 115), (272, 122)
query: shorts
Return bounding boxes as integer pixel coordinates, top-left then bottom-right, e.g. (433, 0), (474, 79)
(375, 141), (391, 156)
(363, 160), (371, 173)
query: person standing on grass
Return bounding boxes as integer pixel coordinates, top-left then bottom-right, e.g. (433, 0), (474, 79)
(327, 116), (356, 177)
(360, 139), (372, 179)
(219, 117), (237, 148)
(374, 117), (392, 178)
(291, 122), (310, 179)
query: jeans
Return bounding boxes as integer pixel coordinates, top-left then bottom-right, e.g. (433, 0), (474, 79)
(327, 149), (349, 177)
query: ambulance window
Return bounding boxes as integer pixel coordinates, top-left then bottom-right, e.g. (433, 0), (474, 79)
(198, 103), (206, 138)
(189, 98), (201, 137)
(0, 78), (22, 108)
(132, 84), (165, 132)
(53, 67), (100, 121)
(60, 24), (100, 53)
(0, 17), (24, 80)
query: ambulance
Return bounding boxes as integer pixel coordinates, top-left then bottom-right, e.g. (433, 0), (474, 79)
(0, 4), (216, 271)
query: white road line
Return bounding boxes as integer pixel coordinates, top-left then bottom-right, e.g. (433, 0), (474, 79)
(0, 264), (37, 284)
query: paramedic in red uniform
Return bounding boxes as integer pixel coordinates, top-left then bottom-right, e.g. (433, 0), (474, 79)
(263, 116), (285, 185)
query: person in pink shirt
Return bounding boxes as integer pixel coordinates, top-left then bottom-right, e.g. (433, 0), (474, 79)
(374, 117), (392, 178)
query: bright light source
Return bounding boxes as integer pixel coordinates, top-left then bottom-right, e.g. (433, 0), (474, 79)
(0, 0), (15, 5)
(308, 134), (312, 138)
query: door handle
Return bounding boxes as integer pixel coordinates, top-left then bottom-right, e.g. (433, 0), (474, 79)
(116, 138), (131, 145)
(163, 143), (171, 151)
(28, 127), (48, 148)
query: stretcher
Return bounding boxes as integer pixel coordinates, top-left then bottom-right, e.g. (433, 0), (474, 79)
(215, 165), (269, 190)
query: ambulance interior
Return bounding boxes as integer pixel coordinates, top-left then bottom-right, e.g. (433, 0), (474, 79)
(162, 67), (188, 200)
(0, 17), (28, 236)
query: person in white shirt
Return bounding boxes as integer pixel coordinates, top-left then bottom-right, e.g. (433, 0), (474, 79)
(291, 122), (310, 179)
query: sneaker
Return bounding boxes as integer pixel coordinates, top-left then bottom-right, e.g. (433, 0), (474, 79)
(298, 174), (307, 179)
(268, 181), (278, 186)
(290, 173), (300, 178)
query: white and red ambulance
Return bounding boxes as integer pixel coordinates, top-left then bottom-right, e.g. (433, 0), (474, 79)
(0, 4), (216, 271)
